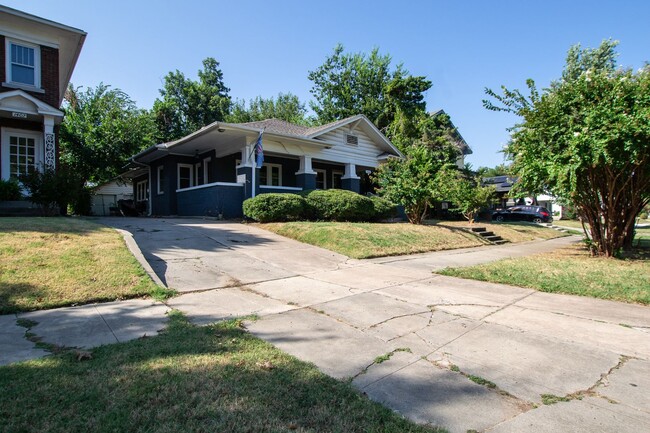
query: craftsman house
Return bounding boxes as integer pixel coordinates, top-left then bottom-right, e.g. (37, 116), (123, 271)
(125, 115), (407, 217)
(0, 5), (85, 183)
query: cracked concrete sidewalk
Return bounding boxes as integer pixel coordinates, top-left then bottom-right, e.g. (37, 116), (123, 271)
(2, 218), (649, 433)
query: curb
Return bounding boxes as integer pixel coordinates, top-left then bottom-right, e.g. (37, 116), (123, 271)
(114, 228), (167, 288)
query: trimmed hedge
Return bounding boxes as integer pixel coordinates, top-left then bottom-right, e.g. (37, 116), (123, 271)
(369, 195), (398, 221)
(243, 193), (306, 222)
(243, 189), (398, 223)
(304, 189), (374, 222)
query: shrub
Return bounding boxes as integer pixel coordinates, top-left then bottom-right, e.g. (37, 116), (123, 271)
(243, 193), (306, 222)
(304, 189), (375, 221)
(0, 178), (22, 201)
(368, 195), (397, 221)
(19, 166), (91, 215)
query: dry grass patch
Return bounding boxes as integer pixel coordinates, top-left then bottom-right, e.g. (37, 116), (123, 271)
(0, 312), (444, 433)
(429, 220), (568, 243)
(0, 217), (171, 314)
(258, 221), (486, 259)
(439, 243), (650, 304)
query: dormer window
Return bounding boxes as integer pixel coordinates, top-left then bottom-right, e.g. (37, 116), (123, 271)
(6, 39), (41, 88)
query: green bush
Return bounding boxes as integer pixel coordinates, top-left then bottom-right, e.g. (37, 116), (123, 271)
(368, 195), (397, 221)
(243, 193), (306, 222)
(0, 178), (22, 201)
(19, 166), (91, 215)
(304, 189), (375, 221)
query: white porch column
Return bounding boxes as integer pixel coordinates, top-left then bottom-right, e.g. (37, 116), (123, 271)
(238, 145), (255, 168)
(295, 155), (316, 175)
(43, 115), (56, 169)
(341, 162), (360, 179)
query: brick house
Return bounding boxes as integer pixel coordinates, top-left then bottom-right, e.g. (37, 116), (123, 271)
(0, 5), (85, 183)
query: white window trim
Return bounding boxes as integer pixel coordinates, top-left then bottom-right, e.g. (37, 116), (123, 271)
(194, 162), (202, 186)
(1, 128), (42, 181)
(136, 180), (148, 202)
(156, 165), (164, 195)
(177, 163), (194, 190)
(332, 170), (343, 189)
(314, 169), (327, 189)
(203, 157), (211, 184)
(261, 163), (282, 187)
(5, 38), (41, 89)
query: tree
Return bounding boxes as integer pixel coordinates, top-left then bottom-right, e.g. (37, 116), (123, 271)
(476, 163), (512, 178)
(227, 93), (309, 124)
(484, 40), (650, 256)
(308, 44), (431, 138)
(60, 83), (157, 186)
(373, 144), (455, 224)
(435, 167), (496, 224)
(153, 57), (231, 142)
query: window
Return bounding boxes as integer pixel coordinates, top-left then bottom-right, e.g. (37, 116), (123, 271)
(195, 163), (202, 186)
(157, 166), (164, 195)
(177, 163), (194, 189)
(315, 169), (327, 189)
(259, 163), (281, 186)
(136, 180), (148, 201)
(6, 39), (40, 87)
(203, 157), (212, 184)
(8, 135), (37, 179)
(332, 171), (343, 189)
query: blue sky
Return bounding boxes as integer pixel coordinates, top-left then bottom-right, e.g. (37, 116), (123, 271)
(7, 0), (650, 168)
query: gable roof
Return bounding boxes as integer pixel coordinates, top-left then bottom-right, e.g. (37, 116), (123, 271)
(241, 114), (404, 158)
(430, 109), (472, 155)
(0, 5), (86, 106)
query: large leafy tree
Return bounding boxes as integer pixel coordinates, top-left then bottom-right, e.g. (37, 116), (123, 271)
(373, 142), (457, 224)
(308, 44), (431, 139)
(484, 41), (650, 256)
(60, 83), (157, 185)
(227, 93), (309, 125)
(435, 167), (496, 224)
(153, 57), (231, 142)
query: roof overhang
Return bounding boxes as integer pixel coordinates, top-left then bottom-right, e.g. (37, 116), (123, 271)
(0, 5), (86, 106)
(132, 120), (336, 164)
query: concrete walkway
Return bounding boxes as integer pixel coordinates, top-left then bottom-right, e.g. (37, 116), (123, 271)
(2, 218), (649, 433)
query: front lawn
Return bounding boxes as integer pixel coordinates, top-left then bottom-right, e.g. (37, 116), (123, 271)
(0, 312), (443, 433)
(438, 244), (650, 304)
(259, 221), (486, 259)
(259, 221), (567, 259)
(0, 217), (171, 314)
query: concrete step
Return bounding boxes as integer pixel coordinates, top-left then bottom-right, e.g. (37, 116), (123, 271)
(479, 231), (495, 237)
(484, 235), (504, 242)
(469, 227), (487, 233)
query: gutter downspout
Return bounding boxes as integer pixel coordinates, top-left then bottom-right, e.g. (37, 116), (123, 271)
(131, 157), (152, 216)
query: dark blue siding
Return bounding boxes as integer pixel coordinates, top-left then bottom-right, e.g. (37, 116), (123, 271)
(176, 184), (245, 218)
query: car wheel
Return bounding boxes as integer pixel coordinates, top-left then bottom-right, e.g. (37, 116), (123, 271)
(495, 215), (504, 222)
(533, 217), (543, 224)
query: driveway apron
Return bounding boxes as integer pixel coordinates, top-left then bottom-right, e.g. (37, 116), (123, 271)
(86, 219), (650, 432)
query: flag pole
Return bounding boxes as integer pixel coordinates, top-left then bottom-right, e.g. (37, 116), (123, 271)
(249, 129), (265, 199)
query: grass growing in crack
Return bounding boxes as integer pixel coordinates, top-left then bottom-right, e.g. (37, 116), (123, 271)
(1, 312), (445, 433)
(467, 375), (497, 389)
(450, 364), (460, 372)
(541, 394), (572, 405)
(15, 318), (38, 329)
(374, 348), (412, 364)
(0, 217), (172, 313)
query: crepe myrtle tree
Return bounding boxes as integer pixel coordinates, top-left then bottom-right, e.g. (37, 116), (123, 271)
(484, 40), (650, 256)
(435, 166), (497, 224)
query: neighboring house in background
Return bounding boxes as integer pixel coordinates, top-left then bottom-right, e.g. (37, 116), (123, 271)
(0, 5), (85, 183)
(482, 175), (565, 218)
(91, 179), (132, 216)
(123, 115), (405, 218)
(430, 109), (473, 168)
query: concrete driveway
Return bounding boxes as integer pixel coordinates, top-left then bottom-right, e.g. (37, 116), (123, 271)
(97, 218), (650, 432)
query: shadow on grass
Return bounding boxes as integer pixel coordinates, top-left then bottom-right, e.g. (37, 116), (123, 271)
(0, 314), (445, 433)
(0, 282), (48, 315)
